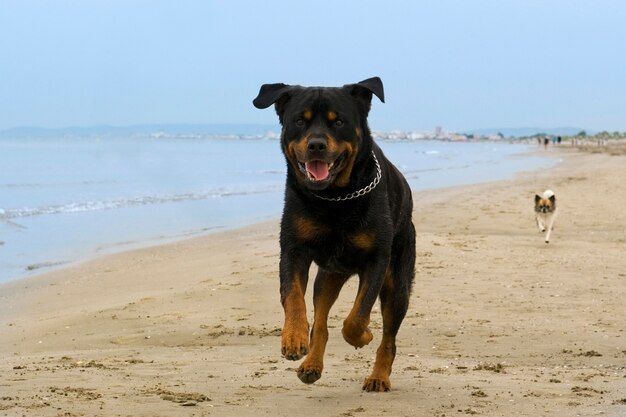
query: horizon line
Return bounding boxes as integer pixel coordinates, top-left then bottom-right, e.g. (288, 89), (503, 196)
(0, 123), (603, 134)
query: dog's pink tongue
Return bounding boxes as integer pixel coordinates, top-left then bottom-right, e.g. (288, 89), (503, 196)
(305, 160), (330, 181)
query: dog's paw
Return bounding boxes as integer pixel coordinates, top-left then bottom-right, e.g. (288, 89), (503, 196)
(362, 375), (391, 392)
(342, 322), (373, 348)
(281, 323), (309, 360)
(297, 362), (323, 384)
(281, 340), (309, 360)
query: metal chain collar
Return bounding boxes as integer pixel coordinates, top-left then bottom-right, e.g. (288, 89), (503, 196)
(312, 151), (382, 202)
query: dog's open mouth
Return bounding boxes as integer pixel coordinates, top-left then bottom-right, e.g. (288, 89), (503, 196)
(297, 153), (346, 188)
(304, 160), (333, 181)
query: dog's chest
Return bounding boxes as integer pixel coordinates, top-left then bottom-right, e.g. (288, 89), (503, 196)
(293, 217), (388, 273)
(314, 232), (375, 272)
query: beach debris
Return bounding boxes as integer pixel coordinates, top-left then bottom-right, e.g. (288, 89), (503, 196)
(571, 386), (607, 396)
(471, 390), (488, 397)
(473, 362), (506, 373)
(25, 261), (65, 271)
(143, 387), (210, 406)
(576, 350), (602, 357)
(49, 386), (102, 401)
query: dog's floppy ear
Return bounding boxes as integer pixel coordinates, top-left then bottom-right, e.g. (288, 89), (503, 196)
(253, 83), (294, 124)
(345, 77), (385, 102)
(253, 83), (291, 109)
(356, 77), (385, 103)
(344, 77), (385, 116)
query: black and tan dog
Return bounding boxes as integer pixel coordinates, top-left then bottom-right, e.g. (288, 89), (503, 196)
(253, 77), (415, 392)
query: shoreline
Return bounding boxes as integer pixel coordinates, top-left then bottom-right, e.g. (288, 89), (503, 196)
(1, 141), (553, 284)
(1, 147), (625, 416)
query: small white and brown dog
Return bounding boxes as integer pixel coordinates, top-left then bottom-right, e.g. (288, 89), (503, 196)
(535, 190), (557, 243)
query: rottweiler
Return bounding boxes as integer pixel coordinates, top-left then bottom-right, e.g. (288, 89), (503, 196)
(253, 77), (415, 392)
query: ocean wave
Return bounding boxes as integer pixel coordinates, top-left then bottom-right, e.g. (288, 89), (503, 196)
(400, 167), (444, 174)
(400, 164), (471, 175)
(0, 186), (282, 220)
(0, 180), (119, 189)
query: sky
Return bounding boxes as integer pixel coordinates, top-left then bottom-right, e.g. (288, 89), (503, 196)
(1, 0), (625, 132)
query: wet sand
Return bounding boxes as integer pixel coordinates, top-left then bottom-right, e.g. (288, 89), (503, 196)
(1, 147), (625, 416)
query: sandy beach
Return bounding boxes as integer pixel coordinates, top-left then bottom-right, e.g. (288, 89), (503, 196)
(1, 147), (625, 417)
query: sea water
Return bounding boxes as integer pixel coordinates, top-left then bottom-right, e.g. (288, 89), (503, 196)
(0, 135), (551, 282)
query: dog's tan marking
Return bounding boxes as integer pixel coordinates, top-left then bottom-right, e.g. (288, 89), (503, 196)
(287, 136), (310, 159)
(293, 215), (328, 241)
(327, 111), (337, 121)
(324, 134), (338, 153)
(303, 110), (313, 121)
(334, 141), (357, 187)
(350, 232), (375, 251)
(285, 136), (310, 179)
(325, 134), (358, 188)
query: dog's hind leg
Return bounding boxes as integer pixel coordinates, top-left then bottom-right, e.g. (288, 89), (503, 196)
(297, 270), (349, 384)
(363, 226), (415, 392)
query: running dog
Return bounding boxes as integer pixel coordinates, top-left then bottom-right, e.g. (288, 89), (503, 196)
(535, 189), (557, 243)
(253, 77), (415, 392)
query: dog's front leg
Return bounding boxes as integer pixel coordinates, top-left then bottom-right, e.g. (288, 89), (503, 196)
(544, 210), (557, 243)
(297, 270), (350, 384)
(536, 215), (546, 232)
(342, 259), (388, 349)
(279, 253), (311, 360)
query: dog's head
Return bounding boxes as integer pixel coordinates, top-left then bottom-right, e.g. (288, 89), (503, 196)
(535, 192), (556, 213)
(253, 77), (384, 191)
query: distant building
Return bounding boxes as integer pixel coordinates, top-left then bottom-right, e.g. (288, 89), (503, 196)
(435, 126), (442, 137)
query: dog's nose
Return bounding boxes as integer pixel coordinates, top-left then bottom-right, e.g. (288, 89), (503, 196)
(307, 137), (327, 153)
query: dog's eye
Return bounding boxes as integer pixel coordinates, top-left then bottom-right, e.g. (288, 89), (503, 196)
(334, 119), (344, 127)
(295, 119), (305, 127)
